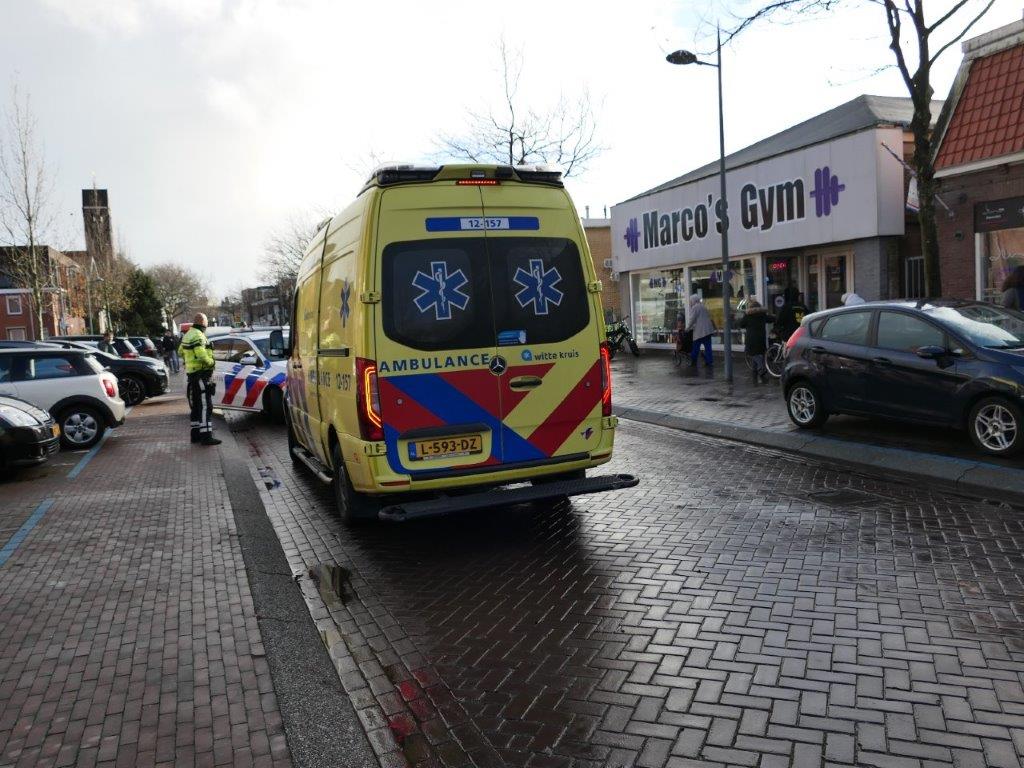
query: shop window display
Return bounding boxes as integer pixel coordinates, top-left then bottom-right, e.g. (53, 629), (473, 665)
(690, 259), (756, 346)
(983, 229), (1024, 304)
(632, 272), (684, 344)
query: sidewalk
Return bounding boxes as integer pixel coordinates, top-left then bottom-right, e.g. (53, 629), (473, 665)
(0, 391), (293, 768)
(612, 353), (1024, 505)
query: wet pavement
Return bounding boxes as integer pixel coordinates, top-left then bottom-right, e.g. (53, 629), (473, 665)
(0, 393), (293, 768)
(229, 409), (1024, 768)
(612, 353), (1024, 470)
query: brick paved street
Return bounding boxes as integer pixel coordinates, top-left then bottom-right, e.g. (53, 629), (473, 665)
(230, 410), (1024, 768)
(0, 394), (293, 768)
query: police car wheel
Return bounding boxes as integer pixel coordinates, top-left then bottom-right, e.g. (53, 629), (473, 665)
(263, 386), (285, 423)
(330, 442), (378, 525)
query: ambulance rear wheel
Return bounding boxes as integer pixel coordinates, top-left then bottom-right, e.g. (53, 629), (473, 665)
(330, 442), (378, 525)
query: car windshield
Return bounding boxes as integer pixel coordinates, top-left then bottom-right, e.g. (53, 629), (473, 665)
(925, 304), (1024, 349)
(253, 334), (289, 361)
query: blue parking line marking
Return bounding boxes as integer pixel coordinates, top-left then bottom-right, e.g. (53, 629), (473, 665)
(0, 498), (55, 568)
(67, 425), (113, 479)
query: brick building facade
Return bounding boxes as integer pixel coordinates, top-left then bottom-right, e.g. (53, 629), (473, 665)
(0, 246), (88, 340)
(582, 218), (622, 322)
(933, 15), (1024, 301)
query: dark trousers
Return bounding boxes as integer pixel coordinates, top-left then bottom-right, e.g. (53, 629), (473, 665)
(690, 334), (713, 366)
(187, 372), (214, 440)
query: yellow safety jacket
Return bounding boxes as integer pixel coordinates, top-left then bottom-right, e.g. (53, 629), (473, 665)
(179, 327), (215, 374)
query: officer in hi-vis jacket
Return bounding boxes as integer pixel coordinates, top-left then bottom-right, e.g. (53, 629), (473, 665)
(179, 313), (221, 446)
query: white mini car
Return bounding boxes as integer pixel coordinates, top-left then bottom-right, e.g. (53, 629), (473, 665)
(0, 346), (126, 449)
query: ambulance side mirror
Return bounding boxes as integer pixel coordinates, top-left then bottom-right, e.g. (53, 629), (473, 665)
(269, 329), (286, 357)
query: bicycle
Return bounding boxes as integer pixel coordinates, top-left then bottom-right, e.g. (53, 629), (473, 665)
(745, 335), (785, 379)
(606, 316), (640, 360)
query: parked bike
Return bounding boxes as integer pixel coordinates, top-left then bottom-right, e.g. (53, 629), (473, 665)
(606, 317), (640, 359)
(744, 333), (785, 378)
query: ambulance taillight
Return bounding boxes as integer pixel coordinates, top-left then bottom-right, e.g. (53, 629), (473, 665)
(600, 342), (612, 417)
(356, 358), (384, 441)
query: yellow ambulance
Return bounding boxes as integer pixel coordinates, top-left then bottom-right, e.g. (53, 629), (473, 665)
(283, 163), (637, 522)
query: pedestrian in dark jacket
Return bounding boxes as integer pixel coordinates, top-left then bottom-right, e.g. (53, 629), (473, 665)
(738, 298), (776, 383)
(160, 329), (179, 374)
(775, 288), (808, 341)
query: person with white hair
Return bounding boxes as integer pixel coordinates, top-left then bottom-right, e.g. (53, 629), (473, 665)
(179, 312), (220, 446)
(841, 292), (865, 306)
(685, 294), (716, 369)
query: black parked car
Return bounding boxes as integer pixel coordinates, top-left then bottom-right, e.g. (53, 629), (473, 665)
(127, 336), (159, 358)
(52, 335), (140, 359)
(0, 395), (60, 470)
(48, 340), (168, 406)
(782, 300), (1024, 457)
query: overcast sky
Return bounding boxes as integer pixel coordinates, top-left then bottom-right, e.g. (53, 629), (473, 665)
(2, 0), (1017, 297)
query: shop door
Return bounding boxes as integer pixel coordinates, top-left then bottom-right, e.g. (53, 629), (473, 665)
(823, 254), (848, 309)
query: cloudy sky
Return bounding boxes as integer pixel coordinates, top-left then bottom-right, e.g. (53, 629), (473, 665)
(1, 0), (1016, 297)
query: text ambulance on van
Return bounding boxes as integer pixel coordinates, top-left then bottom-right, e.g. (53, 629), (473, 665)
(284, 163), (638, 523)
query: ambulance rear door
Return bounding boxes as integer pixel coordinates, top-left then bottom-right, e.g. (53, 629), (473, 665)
(480, 183), (605, 464)
(373, 184), (505, 478)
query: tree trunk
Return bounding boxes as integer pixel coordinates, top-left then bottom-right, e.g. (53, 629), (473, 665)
(909, 83), (941, 297)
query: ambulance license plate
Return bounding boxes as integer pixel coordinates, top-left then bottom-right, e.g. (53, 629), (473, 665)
(409, 435), (482, 461)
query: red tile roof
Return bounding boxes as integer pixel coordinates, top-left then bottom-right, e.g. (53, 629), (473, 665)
(935, 42), (1024, 170)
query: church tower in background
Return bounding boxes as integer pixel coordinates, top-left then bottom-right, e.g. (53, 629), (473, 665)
(82, 188), (113, 265)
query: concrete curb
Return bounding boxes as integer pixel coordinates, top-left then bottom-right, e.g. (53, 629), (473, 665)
(615, 406), (1024, 508)
(217, 418), (378, 768)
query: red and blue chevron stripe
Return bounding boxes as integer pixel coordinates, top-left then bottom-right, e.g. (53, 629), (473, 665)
(377, 362), (601, 476)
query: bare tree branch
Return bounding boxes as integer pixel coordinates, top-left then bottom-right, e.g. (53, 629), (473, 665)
(435, 38), (604, 177)
(0, 81), (58, 338)
(147, 262), (206, 323)
(929, 0), (995, 64)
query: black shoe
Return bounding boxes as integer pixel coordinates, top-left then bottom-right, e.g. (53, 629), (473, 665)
(200, 436), (222, 446)
(191, 430), (200, 443)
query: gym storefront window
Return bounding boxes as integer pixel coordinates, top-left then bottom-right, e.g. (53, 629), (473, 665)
(631, 271), (684, 345)
(689, 258), (757, 346)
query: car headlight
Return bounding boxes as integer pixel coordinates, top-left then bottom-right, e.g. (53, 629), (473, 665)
(0, 404), (41, 428)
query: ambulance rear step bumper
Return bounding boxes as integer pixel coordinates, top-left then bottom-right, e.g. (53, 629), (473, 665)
(377, 473), (639, 523)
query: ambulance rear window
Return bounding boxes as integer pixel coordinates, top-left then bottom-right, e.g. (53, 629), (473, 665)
(382, 236), (589, 351)
(488, 238), (589, 344)
(382, 239), (494, 351)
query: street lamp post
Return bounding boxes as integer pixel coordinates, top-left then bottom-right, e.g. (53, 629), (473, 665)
(667, 26), (734, 383)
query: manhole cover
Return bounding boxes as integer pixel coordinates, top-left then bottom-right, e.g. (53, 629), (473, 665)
(806, 488), (876, 507)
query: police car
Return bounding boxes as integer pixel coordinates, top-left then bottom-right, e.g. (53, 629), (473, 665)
(207, 328), (289, 421)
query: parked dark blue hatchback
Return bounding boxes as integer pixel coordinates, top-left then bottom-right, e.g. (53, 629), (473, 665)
(781, 300), (1024, 457)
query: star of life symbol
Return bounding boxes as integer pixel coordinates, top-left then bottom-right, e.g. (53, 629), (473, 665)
(340, 280), (351, 327)
(513, 259), (564, 315)
(412, 260), (470, 320)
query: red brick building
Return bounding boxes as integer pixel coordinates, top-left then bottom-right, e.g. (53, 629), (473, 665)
(933, 14), (1024, 301)
(582, 218), (623, 322)
(0, 246), (88, 340)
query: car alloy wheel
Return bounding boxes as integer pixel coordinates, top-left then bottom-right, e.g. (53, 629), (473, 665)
(973, 402), (1019, 454)
(789, 386), (817, 425)
(119, 376), (145, 406)
(63, 411), (99, 446)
